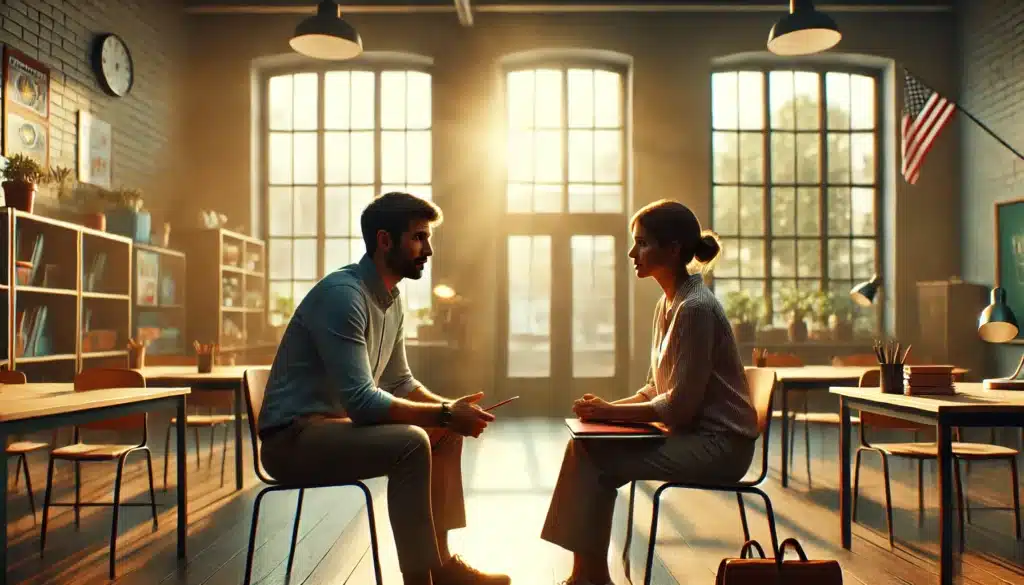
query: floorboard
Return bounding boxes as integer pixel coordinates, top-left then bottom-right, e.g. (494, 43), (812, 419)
(4, 418), (1024, 585)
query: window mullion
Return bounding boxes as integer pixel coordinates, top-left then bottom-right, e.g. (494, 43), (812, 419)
(761, 69), (773, 323)
(375, 70), (383, 197)
(818, 71), (828, 293)
(317, 70), (326, 279)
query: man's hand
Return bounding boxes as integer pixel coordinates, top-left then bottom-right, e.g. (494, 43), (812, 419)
(573, 395), (614, 421)
(449, 392), (495, 437)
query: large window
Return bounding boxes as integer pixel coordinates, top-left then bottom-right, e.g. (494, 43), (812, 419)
(710, 68), (880, 333)
(264, 67), (433, 336)
(502, 64), (627, 384)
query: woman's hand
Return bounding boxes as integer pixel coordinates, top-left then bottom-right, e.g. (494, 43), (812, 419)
(573, 394), (615, 421)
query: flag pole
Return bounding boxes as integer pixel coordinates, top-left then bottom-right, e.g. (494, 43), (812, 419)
(905, 68), (1024, 161)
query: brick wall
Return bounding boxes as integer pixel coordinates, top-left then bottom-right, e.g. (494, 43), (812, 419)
(958, 0), (1024, 376)
(0, 0), (186, 218)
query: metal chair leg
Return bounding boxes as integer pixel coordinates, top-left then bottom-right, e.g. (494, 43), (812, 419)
(243, 488), (272, 585)
(880, 453), (895, 550)
(286, 489), (305, 575)
(621, 481), (636, 575)
(752, 488), (780, 557)
(39, 457), (55, 554)
(20, 453), (35, 522)
(221, 423), (229, 487)
(736, 493), (750, 541)
(110, 455), (128, 579)
(13, 453), (22, 489)
(641, 486), (667, 585)
(163, 424), (172, 491)
(852, 449), (864, 521)
(144, 449), (158, 528)
(359, 482), (384, 585)
(1010, 457), (1021, 539)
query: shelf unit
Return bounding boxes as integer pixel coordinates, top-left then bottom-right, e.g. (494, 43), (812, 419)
(2, 209), (132, 380)
(182, 228), (268, 358)
(132, 243), (187, 356)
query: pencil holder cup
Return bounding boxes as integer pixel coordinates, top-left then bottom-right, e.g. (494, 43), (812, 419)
(880, 364), (904, 395)
(127, 347), (146, 369)
(197, 352), (214, 374)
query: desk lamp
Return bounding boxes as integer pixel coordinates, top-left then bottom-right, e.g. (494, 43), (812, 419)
(978, 286), (1024, 389)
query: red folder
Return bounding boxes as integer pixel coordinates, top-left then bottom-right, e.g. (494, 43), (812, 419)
(564, 418), (667, 438)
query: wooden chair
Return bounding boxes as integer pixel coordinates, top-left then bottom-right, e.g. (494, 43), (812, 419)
(1, 370), (49, 521)
(852, 368), (1021, 549)
(241, 367), (382, 585)
(621, 368), (781, 585)
(39, 368), (158, 579)
(148, 354), (234, 490)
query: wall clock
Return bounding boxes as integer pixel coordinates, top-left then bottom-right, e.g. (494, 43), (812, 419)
(91, 33), (134, 97)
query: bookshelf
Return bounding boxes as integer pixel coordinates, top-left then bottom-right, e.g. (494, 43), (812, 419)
(182, 228), (269, 359)
(2, 209), (132, 380)
(132, 243), (187, 356)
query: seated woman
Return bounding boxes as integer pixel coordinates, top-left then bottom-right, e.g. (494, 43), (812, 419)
(540, 199), (760, 585)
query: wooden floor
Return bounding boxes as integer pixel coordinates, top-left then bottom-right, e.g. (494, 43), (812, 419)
(5, 418), (1024, 585)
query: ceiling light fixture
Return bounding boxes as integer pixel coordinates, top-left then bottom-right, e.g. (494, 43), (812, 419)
(767, 0), (842, 56)
(290, 0), (363, 61)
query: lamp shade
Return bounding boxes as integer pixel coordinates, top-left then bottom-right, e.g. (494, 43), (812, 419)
(979, 286), (1020, 343)
(767, 0), (842, 56)
(290, 0), (362, 61)
(850, 274), (881, 307)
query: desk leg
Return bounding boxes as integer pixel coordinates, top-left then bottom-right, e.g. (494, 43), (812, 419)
(1, 433), (8, 585)
(176, 397), (188, 561)
(234, 383), (244, 490)
(936, 422), (961, 585)
(780, 384), (789, 487)
(839, 398), (852, 549)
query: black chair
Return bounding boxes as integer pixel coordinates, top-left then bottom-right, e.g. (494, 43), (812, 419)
(241, 367), (383, 585)
(621, 368), (780, 585)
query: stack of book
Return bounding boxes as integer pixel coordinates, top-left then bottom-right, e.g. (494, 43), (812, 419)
(903, 365), (956, 395)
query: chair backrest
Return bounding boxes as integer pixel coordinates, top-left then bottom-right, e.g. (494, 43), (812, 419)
(744, 367), (778, 484)
(856, 368), (928, 431)
(242, 367), (274, 483)
(75, 368), (148, 432)
(762, 352), (803, 367)
(0, 370), (27, 384)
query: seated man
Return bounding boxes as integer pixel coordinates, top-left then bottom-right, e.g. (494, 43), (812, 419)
(258, 192), (509, 585)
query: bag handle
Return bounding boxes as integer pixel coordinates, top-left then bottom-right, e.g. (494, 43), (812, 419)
(739, 540), (766, 559)
(776, 538), (809, 565)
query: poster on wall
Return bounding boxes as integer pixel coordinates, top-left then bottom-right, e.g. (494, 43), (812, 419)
(2, 46), (49, 166)
(994, 198), (1024, 344)
(78, 110), (112, 189)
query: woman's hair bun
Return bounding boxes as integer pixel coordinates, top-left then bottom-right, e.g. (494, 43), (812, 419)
(694, 231), (721, 263)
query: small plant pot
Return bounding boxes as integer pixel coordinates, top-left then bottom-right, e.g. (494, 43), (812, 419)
(197, 353), (213, 373)
(81, 212), (106, 231)
(2, 181), (36, 213)
(787, 318), (808, 343)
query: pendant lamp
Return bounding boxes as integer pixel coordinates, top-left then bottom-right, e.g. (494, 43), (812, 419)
(767, 0), (842, 56)
(290, 0), (363, 61)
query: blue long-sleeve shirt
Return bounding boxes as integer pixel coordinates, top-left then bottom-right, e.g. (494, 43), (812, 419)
(257, 255), (421, 434)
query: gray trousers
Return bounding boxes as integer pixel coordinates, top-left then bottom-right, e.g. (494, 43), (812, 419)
(540, 430), (756, 556)
(260, 417), (466, 574)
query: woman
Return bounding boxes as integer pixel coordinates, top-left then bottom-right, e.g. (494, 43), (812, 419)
(539, 199), (759, 585)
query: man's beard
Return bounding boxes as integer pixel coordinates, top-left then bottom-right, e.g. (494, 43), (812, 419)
(387, 247), (426, 280)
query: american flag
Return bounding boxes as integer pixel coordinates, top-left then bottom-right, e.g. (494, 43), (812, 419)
(901, 68), (956, 185)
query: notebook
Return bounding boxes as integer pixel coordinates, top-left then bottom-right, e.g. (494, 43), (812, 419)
(564, 418), (668, 439)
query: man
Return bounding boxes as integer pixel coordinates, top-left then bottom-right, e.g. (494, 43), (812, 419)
(258, 192), (509, 585)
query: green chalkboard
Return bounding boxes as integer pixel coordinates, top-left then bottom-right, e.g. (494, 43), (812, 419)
(995, 198), (1024, 344)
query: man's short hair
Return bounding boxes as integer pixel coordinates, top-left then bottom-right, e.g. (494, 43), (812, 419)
(360, 191), (443, 256)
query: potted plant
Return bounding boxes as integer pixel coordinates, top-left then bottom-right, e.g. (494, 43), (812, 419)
(105, 186), (151, 242)
(829, 295), (856, 341)
(808, 290), (835, 341)
(69, 184), (112, 230)
(1, 154), (46, 213)
(779, 288), (811, 343)
(723, 290), (763, 343)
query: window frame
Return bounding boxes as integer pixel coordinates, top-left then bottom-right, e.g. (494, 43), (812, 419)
(708, 61), (885, 333)
(258, 57), (435, 333)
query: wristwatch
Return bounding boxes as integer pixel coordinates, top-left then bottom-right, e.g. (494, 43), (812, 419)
(439, 401), (452, 428)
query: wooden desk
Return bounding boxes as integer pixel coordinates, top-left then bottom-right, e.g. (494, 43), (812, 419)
(134, 366), (250, 490)
(0, 383), (190, 585)
(831, 384), (1024, 585)
(772, 367), (871, 487)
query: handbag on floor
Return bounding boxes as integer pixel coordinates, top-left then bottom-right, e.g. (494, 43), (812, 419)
(714, 537), (843, 585)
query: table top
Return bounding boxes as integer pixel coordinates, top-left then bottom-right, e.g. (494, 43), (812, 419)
(134, 365), (253, 381)
(772, 365), (968, 382)
(831, 383), (1024, 414)
(0, 383), (189, 422)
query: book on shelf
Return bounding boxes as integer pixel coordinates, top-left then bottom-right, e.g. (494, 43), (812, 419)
(16, 305), (51, 357)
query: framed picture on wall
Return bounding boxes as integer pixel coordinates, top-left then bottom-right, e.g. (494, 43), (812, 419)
(77, 110), (112, 188)
(2, 45), (49, 166)
(993, 198), (1024, 344)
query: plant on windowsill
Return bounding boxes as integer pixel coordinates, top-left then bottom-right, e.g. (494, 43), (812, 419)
(779, 288), (811, 343)
(1, 154), (46, 213)
(723, 290), (764, 344)
(828, 294), (856, 342)
(270, 294), (295, 338)
(807, 290), (835, 341)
